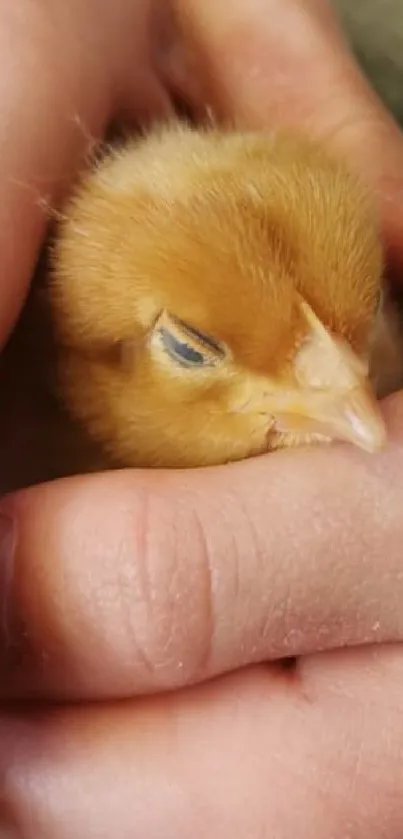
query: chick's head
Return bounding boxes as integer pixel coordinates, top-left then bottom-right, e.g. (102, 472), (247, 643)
(50, 125), (386, 468)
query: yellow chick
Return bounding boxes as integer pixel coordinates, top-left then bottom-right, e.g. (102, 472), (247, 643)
(47, 123), (403, 470)
(2, 122), (402, 485)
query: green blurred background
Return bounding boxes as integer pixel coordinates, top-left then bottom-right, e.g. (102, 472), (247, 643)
(335, 0), (403, 125)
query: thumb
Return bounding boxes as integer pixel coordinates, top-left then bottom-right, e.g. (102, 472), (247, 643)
(2, 392), (403, 702)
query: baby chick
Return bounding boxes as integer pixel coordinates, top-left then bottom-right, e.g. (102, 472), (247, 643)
(2, 122), (402, 485)
(46, 123), (403, 470)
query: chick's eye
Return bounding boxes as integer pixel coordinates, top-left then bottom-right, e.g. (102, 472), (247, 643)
(155, 311), (225, 369)
(159, 326), (208, 367)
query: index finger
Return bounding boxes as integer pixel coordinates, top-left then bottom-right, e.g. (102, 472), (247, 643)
(2, 393), (403, 702)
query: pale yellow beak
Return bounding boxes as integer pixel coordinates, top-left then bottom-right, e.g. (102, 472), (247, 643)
(272, 302), (387, 453)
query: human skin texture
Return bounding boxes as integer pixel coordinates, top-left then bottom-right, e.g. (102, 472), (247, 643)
(1, 1), (403, 837)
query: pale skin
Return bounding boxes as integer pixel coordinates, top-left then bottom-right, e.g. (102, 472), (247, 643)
(1, 1), (403, 836)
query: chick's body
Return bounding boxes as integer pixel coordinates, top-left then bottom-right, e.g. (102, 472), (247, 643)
(45, 123), (400, 472)
(2, 123), (401, 487)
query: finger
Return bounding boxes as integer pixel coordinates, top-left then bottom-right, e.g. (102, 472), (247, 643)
(1, 391), (403, 701)
(0, 0), (172, 349)
(163, 0), (403, 271)
(2, 649), (403, 839)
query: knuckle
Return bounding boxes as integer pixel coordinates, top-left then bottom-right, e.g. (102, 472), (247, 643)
(111, 483), (215, 689)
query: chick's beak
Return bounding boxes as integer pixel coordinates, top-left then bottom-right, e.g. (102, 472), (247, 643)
(272, 303), (387, 453)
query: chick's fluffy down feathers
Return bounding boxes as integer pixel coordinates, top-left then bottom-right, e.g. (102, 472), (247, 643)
(1, 123), (402, 488)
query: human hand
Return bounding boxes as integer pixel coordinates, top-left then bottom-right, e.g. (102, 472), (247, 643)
(2, 651), (403, 837)
(2, 0), (403, 836)
(0, 0), (173, 351)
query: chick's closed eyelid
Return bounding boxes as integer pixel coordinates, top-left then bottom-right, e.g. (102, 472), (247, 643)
(156, 325), (219, 369)
(154, 310), (226, 356)
(173, 318), (225, 355)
